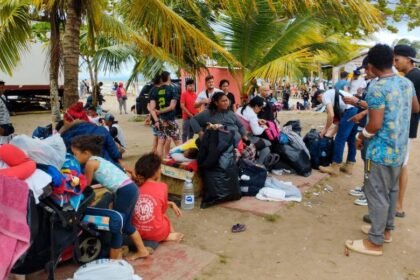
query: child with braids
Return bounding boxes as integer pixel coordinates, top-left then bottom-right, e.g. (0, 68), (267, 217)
(71, 135), (150, 260)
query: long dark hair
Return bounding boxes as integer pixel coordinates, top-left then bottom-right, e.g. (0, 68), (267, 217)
(208, 91), (227, 113)
(241, 96), (265, 114)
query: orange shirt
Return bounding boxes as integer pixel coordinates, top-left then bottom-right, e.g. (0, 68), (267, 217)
(180, 91), (198, 120)
(132, 181), (171, 242)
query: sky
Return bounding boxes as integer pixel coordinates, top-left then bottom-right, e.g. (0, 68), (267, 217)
(367, 23), (420, 45)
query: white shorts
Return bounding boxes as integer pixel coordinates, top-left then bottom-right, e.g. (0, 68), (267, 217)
(403, 140), (410, 166)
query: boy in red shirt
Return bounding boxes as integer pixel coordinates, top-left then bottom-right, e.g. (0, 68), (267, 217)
(132, 153), (184, 242)
(180, 79), (198, 143)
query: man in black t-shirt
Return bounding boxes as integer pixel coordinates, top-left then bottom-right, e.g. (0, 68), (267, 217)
(258, 83), (275, 121)
(149, 71), (181, 158)
(393, 45), (420, 217)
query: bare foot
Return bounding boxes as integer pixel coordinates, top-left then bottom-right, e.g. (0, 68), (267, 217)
(165, 232), (184, 242)
(363, 239), (383, 251)
(126, 248), (150, 261)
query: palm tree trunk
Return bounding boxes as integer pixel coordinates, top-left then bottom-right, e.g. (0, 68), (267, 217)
(49, 6), (61, 123)
(63, 0), (82, 109)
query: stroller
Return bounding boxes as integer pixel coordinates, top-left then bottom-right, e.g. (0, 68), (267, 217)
(12, 185), (102, 280)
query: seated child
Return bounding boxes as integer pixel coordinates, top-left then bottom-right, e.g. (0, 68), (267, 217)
(169, 137), (198, 163)
(132, 153), (184, 242)
(71, 135), (150, 260)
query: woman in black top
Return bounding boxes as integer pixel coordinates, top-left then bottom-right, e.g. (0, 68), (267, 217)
(219, 79), (237, 112)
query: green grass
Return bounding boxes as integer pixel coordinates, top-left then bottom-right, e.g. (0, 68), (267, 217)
(218, 254), (228, 264)
(264, 214), (282, 223)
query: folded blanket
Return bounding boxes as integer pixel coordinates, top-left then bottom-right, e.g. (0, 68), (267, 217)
(0, 175), (30, 279)
(256, 177), (302, 202)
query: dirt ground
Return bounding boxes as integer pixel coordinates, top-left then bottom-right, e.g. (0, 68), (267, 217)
(12, 96), (420, 280)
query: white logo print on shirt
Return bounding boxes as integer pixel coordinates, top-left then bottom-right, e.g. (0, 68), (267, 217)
(134, 194), (157, 224)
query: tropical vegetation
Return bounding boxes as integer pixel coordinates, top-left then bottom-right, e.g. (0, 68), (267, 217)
(0, 0), (418, 116)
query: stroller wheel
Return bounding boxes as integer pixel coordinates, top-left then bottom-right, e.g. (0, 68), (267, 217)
(75, 233), (102, 264)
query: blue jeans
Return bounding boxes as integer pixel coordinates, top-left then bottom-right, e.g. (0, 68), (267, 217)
(333, 107), (358, 164)
(112, 183), (138, 248)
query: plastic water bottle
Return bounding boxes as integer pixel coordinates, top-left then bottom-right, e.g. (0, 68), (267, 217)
(181, 179), (194, 210)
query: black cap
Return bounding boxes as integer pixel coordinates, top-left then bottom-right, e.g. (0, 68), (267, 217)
(360, 56), (369, 69)
(394, 45), (420, 63)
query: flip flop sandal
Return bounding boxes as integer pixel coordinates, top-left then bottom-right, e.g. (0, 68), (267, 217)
(231, 224), (246, 233)
(361, 225), (392, 243)
(345, 239), (383, 256)
(395, 211), (405, 218)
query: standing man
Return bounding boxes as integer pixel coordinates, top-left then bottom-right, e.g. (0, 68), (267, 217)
(349, 69), (367, 95)
(315, 85), (358, 175)
(345, 44), (415, 256)
(147, 74), (164, 154)
(0, 81), (14, 137)
(335, 71), (350, 91)
(219, 79), (237, 111)
(195, 75), (221, 111)
(149, 71), (181, 158)
(392, 44), (420, 218)
(180, 79), (198, 142)
(258, 83), (276, 121)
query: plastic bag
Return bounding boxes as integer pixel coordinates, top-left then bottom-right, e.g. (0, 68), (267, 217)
(277, 144), (312, 177)
(11, 134), (66, 169)
(201, 164), (241, 208)
(238, 159), (267, 196)
(68, 259), (142, 280)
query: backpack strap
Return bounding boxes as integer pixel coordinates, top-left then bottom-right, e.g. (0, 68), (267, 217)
(333, 89), (342, 120)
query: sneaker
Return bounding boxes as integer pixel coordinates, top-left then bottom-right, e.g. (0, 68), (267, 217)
(354, 195), (368, 206)
(349, 187), (364, 197)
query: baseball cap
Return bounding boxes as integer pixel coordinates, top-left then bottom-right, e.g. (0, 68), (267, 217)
(394, 45), (420, 63)
(104, 113), (115, 122)
(359, 56), (369, 69)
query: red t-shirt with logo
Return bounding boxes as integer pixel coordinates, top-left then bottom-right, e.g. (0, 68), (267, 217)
(180, 91), (198, 120)
(132, 181), (171, 242)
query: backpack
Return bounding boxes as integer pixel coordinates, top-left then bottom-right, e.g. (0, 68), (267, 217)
(264, 121), (280, 141)
(303, 129), (334, 169)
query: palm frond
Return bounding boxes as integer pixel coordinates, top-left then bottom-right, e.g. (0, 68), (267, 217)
(248, 48), (316, 82)
(0, 0), (31, 75)
(257, 17), (324, 68)
(121, 0), (239, 66)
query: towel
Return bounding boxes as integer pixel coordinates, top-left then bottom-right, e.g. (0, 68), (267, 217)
(0, 175), (30, 280)
(256, 177), (302, 202)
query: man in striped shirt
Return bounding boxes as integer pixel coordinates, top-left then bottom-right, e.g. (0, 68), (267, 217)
(0, 81), (14, 136)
